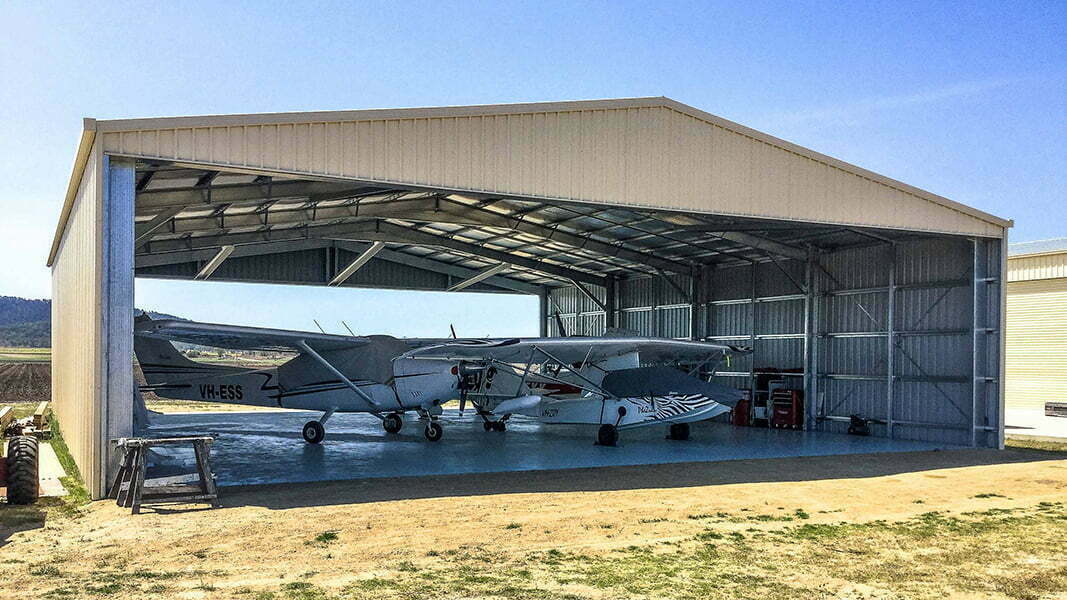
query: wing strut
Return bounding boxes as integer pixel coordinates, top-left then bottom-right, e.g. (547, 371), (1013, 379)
(296, 340), (379, 408)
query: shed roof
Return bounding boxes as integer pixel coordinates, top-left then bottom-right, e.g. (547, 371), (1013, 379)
(50, 97), (1010, 267)
(1009, 238), (1067, 257)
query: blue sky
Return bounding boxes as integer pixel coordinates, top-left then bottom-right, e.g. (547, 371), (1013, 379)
(0, 1), (1063, 336)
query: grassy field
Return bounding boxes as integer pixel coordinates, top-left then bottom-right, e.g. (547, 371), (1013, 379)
(1, 441), (1064, 599)
(0, 346), (50, 363)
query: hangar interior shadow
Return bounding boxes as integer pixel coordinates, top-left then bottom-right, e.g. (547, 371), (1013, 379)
(217, 446), (1064, 512)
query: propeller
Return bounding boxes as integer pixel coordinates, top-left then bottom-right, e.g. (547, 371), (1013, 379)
(450, 323), (457, 339)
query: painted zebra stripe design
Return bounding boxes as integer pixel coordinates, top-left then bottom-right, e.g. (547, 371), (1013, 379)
(645, 393), (716, 420)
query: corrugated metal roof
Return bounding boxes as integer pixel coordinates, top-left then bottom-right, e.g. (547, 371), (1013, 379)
(1009, 238), (1067, 257)
(51, 97), (1011, 266)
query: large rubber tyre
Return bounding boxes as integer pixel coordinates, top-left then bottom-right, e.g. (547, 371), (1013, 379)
(483, 420), (493, 432)
(6, 436), (39, 505)
(424, 422), (443, 442)
(668, 423), (690, 441)
(302, 421), (325, 444)
(596, 424), (619, 447)
(491, 421), (507, 432)
(383, 413), (403, 434)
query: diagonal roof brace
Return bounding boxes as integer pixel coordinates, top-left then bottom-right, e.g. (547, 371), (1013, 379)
(446, 263), (509, 292)
(329, 241), (385, 286)
(193, 245), (234, 280)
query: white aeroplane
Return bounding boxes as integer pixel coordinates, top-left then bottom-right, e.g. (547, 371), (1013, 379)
(134, 316), (748, 446)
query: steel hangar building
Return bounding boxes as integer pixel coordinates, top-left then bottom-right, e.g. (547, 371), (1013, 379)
(48, 97), (1011, 498)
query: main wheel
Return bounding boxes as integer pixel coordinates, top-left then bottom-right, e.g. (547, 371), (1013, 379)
(491, 421), (507, 432)
(383, 413), (403, 434)
(596, 424), (619, 447)
(302, 420), (325, 444)
(483, 420), (493, 432)
(6, 436), (39, 505)
(424, 422), (444, 442)
(668, 423), (690, 441)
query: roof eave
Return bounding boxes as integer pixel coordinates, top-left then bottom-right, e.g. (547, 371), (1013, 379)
(47, 118), (97, 267)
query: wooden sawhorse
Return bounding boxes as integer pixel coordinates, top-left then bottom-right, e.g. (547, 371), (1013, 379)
(108, 436), (220, 514)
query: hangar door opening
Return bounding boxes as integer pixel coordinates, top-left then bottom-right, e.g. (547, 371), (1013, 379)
(50, 98), (1008, 498)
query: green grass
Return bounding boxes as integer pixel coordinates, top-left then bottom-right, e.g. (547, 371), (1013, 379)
(125, 504), (1060, 600)
(1006, 437), (1067, 453)
(0, 347), (50, 363)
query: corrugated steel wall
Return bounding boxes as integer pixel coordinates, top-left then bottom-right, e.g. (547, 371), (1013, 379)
(98, 102), (1003, 237)
(51, 143), (105, 497)
(1005, 278), (1067, 410)
(1008, 252), (1067, 282)
(548, 235), (1002, 447)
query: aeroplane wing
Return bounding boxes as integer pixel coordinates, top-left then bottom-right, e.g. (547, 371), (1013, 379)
(403, 336), (749, 364)
(134, 317), (373, 352)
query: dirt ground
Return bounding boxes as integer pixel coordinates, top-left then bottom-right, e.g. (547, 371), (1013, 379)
(1, 445), (1065, 600)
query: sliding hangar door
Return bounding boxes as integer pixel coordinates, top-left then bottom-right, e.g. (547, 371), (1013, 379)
(48, 98), (1010, 498)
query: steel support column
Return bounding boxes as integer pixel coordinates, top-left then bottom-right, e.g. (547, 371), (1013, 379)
(803, 249), (816, 431)
(103, 156), (136, 495)
(605, 276), (617, 330)
(749, 261), (758, 417)
(886, 243), (897, 438)
(689, 265), (702, 340)
(538, 287), (549, 337)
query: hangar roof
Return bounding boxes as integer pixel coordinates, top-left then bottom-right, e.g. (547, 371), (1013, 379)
(50, 97), (1011, 293)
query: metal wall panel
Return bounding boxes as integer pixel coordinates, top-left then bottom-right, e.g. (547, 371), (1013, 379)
(1008, 253), (1067, 282)
(92, 98), (1006, 239)
(1005, 278), (1067, 410)
(51, 142), (103, 498)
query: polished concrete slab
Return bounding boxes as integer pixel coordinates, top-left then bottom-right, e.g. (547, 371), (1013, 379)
(145, 410), (961, 487)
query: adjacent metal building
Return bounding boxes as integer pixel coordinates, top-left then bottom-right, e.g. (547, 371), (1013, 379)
(1006, 239), (1067, 412)
(48, 97), (1012, 498)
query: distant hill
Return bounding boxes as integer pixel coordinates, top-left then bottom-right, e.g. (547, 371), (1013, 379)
(0, 296), (181, 348)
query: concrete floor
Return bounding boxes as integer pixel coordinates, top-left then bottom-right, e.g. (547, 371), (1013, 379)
(1006, 408), (1067, 441)
(144, 410), (960, 487)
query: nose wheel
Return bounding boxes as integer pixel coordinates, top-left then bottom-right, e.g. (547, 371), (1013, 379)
(383, 413), (403, 434)
(596, 424), (619, 447)
(302, 420), (326, 444)
(424, 421), (444, 442)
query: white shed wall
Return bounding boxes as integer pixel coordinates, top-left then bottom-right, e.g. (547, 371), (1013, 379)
(51, 143), (105, 497)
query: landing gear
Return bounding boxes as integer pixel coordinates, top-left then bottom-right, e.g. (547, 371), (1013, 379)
(424, 421), (444, 442)
(482, 419), (506, 432)
(596, 424), (619, 447)
(302, 420), (325, 444)
(383, 413), (403, 434)
(667, 423), (690, 441)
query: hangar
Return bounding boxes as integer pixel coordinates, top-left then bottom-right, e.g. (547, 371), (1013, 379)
(48, 97), (1011, 498)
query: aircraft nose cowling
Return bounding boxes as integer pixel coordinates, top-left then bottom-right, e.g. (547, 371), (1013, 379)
(600, 366), (745, 407)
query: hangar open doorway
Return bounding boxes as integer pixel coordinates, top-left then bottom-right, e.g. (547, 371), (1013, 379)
(48, 98), (1010, 498)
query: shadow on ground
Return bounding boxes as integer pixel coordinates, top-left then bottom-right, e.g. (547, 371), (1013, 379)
(0, 499), (56, 547)
(220, 446), (1066, 511)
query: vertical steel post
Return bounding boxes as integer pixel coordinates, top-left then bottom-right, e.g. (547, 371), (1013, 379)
(605, 276), (617, 330)
(538, 287), (549, 337)
(102, 156), (136, 496)
(689, 265), (701, 340)
(971, 238), (982, 447)
(749, 261), (758, 418)
(996, 234), (1007, 449)
(886, 243), (897, 438)
(809, 250), (823, 430)
(803, 249), (815, 430)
